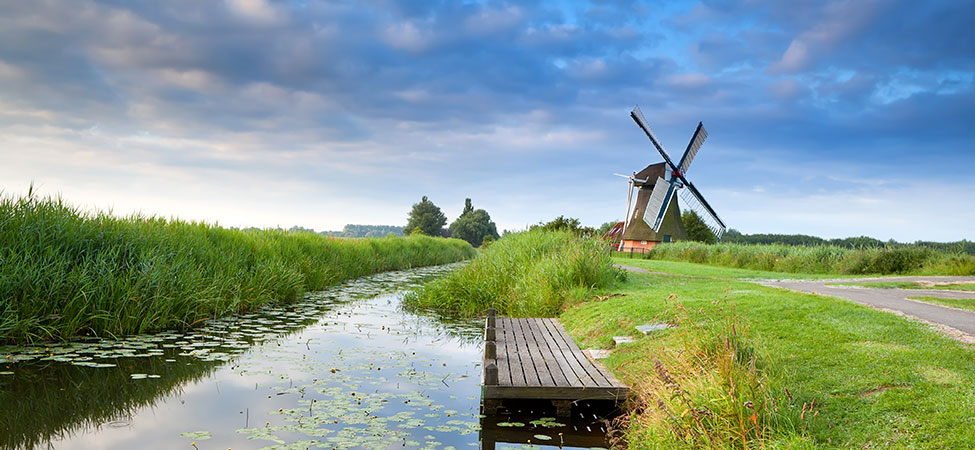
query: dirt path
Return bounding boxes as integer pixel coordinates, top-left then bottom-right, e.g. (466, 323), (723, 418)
(760, 277), (975, 336)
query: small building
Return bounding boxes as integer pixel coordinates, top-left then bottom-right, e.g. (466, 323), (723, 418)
(619, 162), (688, 252)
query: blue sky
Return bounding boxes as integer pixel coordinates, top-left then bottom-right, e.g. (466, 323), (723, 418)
(0, 0), (972, 241)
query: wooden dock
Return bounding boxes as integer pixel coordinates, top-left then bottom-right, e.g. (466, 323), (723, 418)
(481, 309), (629, 417)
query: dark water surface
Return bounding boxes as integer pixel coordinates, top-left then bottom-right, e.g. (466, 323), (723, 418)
(1, 264), (610, 450)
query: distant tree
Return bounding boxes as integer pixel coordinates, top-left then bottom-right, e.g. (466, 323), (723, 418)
(404, 196), (447, 237)
(682, 210), (717, 244)
(597, 221), (619, 236)
(449, 198), (499, 247)
(480, 234), (496, 248)
(532, 216), (597, 237)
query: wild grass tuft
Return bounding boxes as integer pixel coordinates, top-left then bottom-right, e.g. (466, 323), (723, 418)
(403, 229), (624, 316)
(641, 242), (975, 275)
(0, 192), (475, 343)
(622, 303), (815, 449)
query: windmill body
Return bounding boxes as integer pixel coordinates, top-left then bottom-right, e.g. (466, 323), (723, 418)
(614, 106), (727, 252)
(618, 163), (689, 251)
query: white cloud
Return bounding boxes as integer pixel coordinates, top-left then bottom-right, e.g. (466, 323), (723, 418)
(382, 21), (432, 53)
(225, 0), (285, 26)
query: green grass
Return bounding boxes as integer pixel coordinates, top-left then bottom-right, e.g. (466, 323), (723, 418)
(612, 257), (871, 280)
(832, 281), (975, 292)
(404, 229), (624, 317)
(909, 297), (975, 313)
(635, 241), (975, 276)
(560, 263), (975, 449)
(0, 192), (476, 344)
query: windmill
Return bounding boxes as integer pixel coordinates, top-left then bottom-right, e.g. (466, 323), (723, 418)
(614, 105), (726, 252)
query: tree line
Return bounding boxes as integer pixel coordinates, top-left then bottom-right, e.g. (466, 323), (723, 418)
(404, 196), (499, 247)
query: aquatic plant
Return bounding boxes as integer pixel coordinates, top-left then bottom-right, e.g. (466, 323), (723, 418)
(0, 191), (476, 343)
(404, 229), (625, 317)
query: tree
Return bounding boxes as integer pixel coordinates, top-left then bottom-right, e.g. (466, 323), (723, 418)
(597, 221), (619, 236)
(404, 196), (447, 237)
(449, 198), (499, 247)
(532, 215), (597, 237)
(682, 210), (717, 244)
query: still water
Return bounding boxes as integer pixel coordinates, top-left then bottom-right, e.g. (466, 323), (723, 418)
(1, 264), (611, 450)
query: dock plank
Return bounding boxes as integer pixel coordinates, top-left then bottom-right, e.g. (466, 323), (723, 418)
(483, 317), (628, 410)
(544, 318), (614, 387)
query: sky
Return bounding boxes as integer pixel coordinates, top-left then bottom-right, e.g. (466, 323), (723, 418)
(0, 0), (972, 242)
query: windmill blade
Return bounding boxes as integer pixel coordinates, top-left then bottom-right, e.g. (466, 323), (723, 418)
(679, 181), (727, 239)
(613, 173), (647, 183)
(642, 177), (677, 232)
(677, 122), (708, 175)
(630, 105), (678, 171)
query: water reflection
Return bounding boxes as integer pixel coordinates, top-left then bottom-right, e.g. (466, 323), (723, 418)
(1, 264), (610, 449)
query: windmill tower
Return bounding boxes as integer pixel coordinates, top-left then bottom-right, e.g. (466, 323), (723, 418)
(615, 105), (727, 252)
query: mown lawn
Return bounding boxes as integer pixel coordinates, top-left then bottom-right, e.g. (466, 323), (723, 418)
(833, 280), (975, 292)
(909, 296), (975, 313)
(560, 260), (975, 449)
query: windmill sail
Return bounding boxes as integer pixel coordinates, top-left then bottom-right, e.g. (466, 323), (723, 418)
(642, 177), (676, 231)
(631, 106), (676, 167)
(679, 182), (727, 239)
(677, 122), (708, 175)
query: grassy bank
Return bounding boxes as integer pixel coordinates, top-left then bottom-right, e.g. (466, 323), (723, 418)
(560, 261), (975, 449)
(404, 229), (623, 317)
(632, 241), (975, 275)
(0, 193), (475, 344)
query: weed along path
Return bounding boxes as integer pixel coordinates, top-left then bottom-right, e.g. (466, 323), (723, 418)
(0, 264), (609, 450)
(761, 276), (975, 337)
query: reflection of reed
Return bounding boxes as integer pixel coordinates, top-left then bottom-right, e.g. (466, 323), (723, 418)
(0, 354), (218, 450)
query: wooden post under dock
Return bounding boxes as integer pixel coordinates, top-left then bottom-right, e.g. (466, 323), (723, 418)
(481, 309), (628, 418)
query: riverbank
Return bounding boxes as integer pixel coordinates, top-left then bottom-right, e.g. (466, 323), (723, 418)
(404, 229), (624, 317)
(0, 193), (475, 344)
(560, 258), (975, 449)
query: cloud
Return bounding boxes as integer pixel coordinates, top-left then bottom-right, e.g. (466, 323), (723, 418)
(0, 0), (971, 239)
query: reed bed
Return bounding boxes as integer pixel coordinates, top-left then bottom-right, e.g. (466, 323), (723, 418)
(0, 193), (475, 343)
(641, 242), (975, 275)
(404, 229), (624, 317)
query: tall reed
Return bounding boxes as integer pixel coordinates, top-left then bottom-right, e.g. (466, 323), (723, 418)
(0, 192), (475, 343)
(404, 229), (625, 317)
(641, 242), (975, 276)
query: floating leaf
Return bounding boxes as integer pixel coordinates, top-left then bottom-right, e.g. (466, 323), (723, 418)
(179, 431), (212, 440)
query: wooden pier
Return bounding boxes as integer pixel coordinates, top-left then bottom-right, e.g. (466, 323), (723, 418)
(481, 309), (629, 417)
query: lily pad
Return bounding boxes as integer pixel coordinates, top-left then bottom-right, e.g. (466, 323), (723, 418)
(179, 431), (212, 440)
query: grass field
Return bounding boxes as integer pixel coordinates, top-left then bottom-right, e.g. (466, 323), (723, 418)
(0, 193), (476, 344)
(560, 260), (975, 449)
(628, 241), (975, 276)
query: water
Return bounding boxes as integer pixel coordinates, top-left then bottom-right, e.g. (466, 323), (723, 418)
(0, 264), (611, 450)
